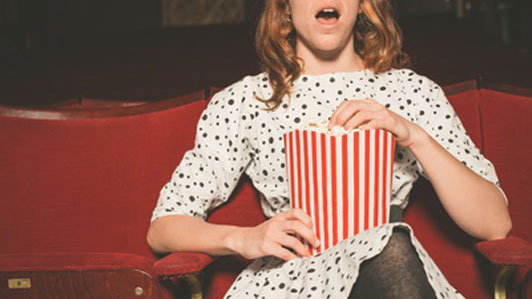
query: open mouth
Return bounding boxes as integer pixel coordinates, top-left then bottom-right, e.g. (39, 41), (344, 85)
(315, 8), (340, 22)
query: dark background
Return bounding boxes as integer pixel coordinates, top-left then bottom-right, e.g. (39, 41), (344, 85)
(0, 0), (530, 106)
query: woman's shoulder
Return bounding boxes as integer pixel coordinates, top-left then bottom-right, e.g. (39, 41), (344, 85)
(204, 73), (272, 118)
(210, 72), (271, 109)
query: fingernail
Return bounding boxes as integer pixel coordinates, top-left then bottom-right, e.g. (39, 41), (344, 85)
(315, 239), (321, 248)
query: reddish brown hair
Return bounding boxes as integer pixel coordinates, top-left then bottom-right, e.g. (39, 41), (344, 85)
(255, 0), (411, 110)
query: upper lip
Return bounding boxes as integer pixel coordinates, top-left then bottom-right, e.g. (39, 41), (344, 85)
(315, 3), (341, 18)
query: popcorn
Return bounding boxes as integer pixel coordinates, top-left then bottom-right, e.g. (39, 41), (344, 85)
(302, 119), (361, 136)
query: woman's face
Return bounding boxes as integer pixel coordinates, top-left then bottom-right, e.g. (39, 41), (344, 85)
(289, 0), (360, 54)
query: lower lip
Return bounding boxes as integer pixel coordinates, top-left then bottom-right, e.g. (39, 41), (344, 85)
(316, 17), (340, 26)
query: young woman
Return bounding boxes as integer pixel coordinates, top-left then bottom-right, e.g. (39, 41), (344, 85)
(147, 0), (512, 298)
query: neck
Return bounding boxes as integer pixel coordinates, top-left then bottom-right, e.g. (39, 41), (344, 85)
(296, 35), (365, 75)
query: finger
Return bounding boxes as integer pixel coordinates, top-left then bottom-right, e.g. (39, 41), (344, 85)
(344, 111), (381, 130)
(333, 101), (370, 128)
(358, 119), (384, 130)
(328, 100), (350, 129)
(329, 99), (381, 129)
(282, 220), (320, 248)
(335, 99), (381, 128)
(276, 209), (312, 229)
(277, 233), (311, 258)
(271, 245), (298, 261)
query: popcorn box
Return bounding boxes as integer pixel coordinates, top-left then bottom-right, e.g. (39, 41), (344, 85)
(283, 128), (396, 255)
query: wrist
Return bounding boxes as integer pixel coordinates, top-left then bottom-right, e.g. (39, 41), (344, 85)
(407, 123), (431, 151)
(223, 225), (247, 255)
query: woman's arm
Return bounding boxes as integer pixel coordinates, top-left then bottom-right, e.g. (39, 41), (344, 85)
(147, 210), (320, 260)
(407, 124), (511, 241)
(328, 94), (512, 241)
(147, 215), (240, 256)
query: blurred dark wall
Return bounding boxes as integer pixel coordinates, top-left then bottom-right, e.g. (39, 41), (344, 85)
(20, 0), (161, 35)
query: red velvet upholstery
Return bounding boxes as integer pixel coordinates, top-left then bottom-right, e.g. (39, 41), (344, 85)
(479, 89), (532, 242)
(0, 92), (206, 298)
(0, 252), (156, 275)
(475, 237), (532, 266)
(154, 252), (213, 277)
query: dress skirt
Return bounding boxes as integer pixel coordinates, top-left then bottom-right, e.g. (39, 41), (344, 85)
(223, 222), (465, 299)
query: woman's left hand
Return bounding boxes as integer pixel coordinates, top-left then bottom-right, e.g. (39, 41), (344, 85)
(327, 98), (425, 149)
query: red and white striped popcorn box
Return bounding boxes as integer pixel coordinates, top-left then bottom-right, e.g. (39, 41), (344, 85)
(283, 128), (396, 255)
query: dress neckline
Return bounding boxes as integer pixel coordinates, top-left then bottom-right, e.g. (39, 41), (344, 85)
(295, 68), (374, 83)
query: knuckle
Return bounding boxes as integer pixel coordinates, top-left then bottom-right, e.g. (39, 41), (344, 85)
(267, 221), (278, 231)
(293, 221), (305, 231)
(337, 111), (349, 123)
(264, 229), (274, 239)
(288, 221), (297, 231)
(286, 237), (298, 247)
(358, 111), (369, 119)
(298, 243), (308, 254)
(281, 252), (291, 261)
(260, 240), (269, 252)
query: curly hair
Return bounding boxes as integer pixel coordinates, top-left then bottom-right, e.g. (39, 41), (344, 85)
(255, 0), (411, 110)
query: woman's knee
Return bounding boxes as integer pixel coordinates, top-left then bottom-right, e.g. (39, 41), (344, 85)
(380, 227), (416, 260)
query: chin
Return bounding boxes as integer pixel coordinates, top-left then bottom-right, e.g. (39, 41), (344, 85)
(311, 39), (347, 54)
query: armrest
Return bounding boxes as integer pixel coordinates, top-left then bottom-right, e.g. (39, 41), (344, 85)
(153, 252), (213, 278)
(0, 252), (155, 275)
(475, 236), (532, 266)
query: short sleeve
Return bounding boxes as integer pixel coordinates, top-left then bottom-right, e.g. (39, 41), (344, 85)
(414, 77), (508, 205)
(150, 86), (253, 222)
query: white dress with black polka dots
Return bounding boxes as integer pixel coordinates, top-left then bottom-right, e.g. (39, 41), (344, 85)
(151, 68), (507, 299)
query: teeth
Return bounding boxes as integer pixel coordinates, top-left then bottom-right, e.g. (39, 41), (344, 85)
(322, 8), (335, 13)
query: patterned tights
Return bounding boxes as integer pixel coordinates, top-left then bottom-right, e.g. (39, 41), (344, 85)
(348, 227), (438, 299)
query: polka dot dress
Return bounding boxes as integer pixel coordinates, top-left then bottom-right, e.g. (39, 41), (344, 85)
(151, 68), (507, 298)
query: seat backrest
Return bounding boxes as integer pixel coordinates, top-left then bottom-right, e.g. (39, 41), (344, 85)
(479, 86), (532, 242)
(0, 91), (206, 259)
(404, 81), (532, 299)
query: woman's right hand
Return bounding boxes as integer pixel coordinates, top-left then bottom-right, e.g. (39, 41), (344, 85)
(227, 209), (320, 261)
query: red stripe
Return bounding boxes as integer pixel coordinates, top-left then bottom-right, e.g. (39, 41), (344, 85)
(342, 134), (348, 240)
(310, 131), (321, 252)
(302, 131), (312, 256)
(364, 130), (370, 230)
(320, 133), (329, 250)
(330, 137), (338, 246)
(303, 131), (311, 229)
(382, 132), (388, 223)
(353, 133), (359, 235)
(389, 135), (397, 222)
(374, 130), (380, 226)
(295, 130), (303, 211)
(288, 133), (296, 210)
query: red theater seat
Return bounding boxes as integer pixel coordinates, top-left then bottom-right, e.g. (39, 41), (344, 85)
(1, 81), (531, 299)
(0, 91), (206, 298)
